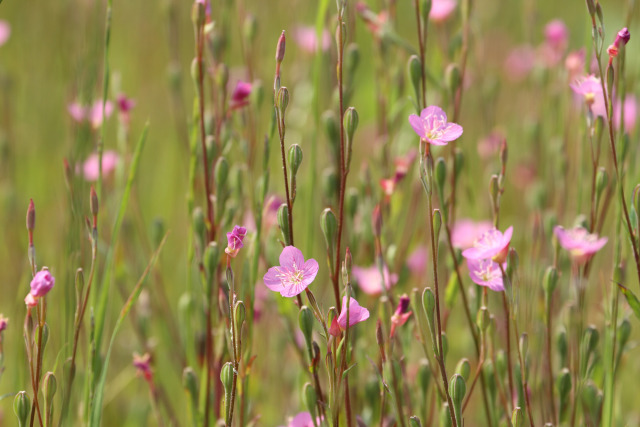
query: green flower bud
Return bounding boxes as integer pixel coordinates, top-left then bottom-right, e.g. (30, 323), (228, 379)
(435, 157), (446, 194)
(215, 156), (229, 188)
(320, 208), (338, 268)
(432, 209), (442, 246)
(449, 374), (466, 425)
(441, 332), (449, 359)
(417, 359), (431, 396)
(445, 63), (461, 96)
(303, 382), (317, 419)
(322, 111), (340, 161)
(243, 14), (257, 43)
(191, 0), (205, 28)
(557, 328), (568, 368)
(277, 203), (291, 246)
(183, 366), (198, 401)
(215, 64), (229, 90)
(557, 368), (572, 422)
(581, 381), (602, 423)
(408, 55), (422, 108)
(322, 168), (339, 201)
(511, 407), (525, 427)
(477, 306), (490, 332)
(299, 306), (315, 348)
(519, 333), (529, 362)
(421, 0), (432, 20)
(543, 266), (558, 297)
(344, 107), (358, 171)
(346, 188), (358, 219)
(276, 86), (290, 115)
(440, 403), (452, 427)
(455, 358), (471, 382)
(345, 43), (360, 81)
(43, 371), (57, 404)
(234, 301), (246, 333)
(220, 362), (234, 393)
(595, 167), (608, 206)
(13, 391), (31, 427)
(409, 416), (423, 427)
(422, 288), (438, 355)
(454, 148), (464, 180)
(288, 144), (303, 177)
(204, 242), (220, 286)
(193, 207), (207, 248)
(617, 318), (631, 350)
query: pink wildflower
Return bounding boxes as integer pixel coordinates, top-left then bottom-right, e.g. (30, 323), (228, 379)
(462, 226), (513, 263)
(133, 352), (153, 382)
(613, 94), (637, 134)
(263, 194), (284, 230)
(352, 265), (398, 296)
(68, 102), (86, 122)
(390, 295), (412, 338)
(409, 106), (463, 146)
(565, 49), (586, 82)
(293, 26), (331, 53)
(544, 20), (568, 51)
(570, 75), (606, 116)
(285, 412), (315, 427)
(0, 314), (7, 333)
(230, 80), (252, 109)
(429, 0), (457, 23)
(83, 150), (120, 182)
(614, 28), (630, 48)
(25, 293), (37, 308)
(554, 226), (607, 264)
(0, 21), (10, 46)
(467, 258), (505, 292)
(330, 296), (370, 336)
(89, 101), (113, 128)
(407, 246), (428, 275)
(504, 45), (536, 81)
(225, 225), (247, 257)
(355, 2), (389, 38)
(116, 94), (135, 124)
(30, 267), (55, 298)
(263, 246), (319, 297)
(451, 220), (493, 250)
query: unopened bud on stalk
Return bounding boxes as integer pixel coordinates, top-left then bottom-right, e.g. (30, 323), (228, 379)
(409, 416), (422, 427)
(477, 306), (490, 331)
(344, 107), (358, 169)
(582, 381), (602, 421)
(301, 384), (318, 422)
(490, 174), (500, 201)
(191, 0), (205, 28)
(543, 266), (558, 296)
(215, 157), (229, 189)
(27, 199), (35, 232)
(234, 301), (246, 332)
(440, 403), (452, 427)
(441, 332), (449, 359)
(345, 44), (360, 81)
(408, 55), (422, 107)
(455, 358), (471, 381)
(445, 63), (461, 96)
(183, 366), (198, 400)
(506, 248), (518, 283)
(243, 14), (257, 43)
(322, 168), (339, 200)
(320, 208), (338, 266)
(582, 325), (599, 357)
(190, 58), (200, 89)
(276, 87), (290, 115)
(277, 204), (291, 246)
(193, 207), (206, 247)
(435, 157), (446, 195)
(322, 111), (340, 160)
(557, 329), (568, 370)
(13, 391), (31, 427)
(204, 242), (219, 285)
(422, 288), (437, 348)
(90, 186), (99, 217)
(586, 0), (596, 16)
(617, 318), (631, 350)
(43, 371), (57, 425)
(418, 359), (431, 396)
(454, 149), (464, 180)
(449, 374), (466, 424)
(512, 407), (525, 427)
(557, 368), (572, 421)
(432, 209), (442, 246)
(220, 362), (234, 393)
(288, 144), (303, 176)
(275, 31), (286, 63)
(299, 306), (314, 348)
(421, 0), (432, 19)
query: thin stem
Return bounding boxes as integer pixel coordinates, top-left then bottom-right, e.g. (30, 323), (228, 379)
(545, 294), (557, 425)
(501, 292), (514, 413)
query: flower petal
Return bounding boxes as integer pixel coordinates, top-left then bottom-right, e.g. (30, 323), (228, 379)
(437, 123), (464, 142)
(279, 246), (305, 271)
(421, 105), (447, 122)
(302, 258), (319, 286)
(263, 267), (285, 292)
(409, 114), (426, 139)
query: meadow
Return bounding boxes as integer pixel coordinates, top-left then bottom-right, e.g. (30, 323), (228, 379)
(0, 0), (639, 425)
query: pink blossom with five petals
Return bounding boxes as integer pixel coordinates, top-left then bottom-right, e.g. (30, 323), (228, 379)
(263, 246), (319, 297)
(462, 226), (513, 263)
(409, 106), (463, 146)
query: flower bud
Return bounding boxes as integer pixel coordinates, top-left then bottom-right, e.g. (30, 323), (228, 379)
(445, 63), (461, 96)
(512, 407), (525, 427)
(344, 107), (358, 171)
(581, 381), (602, 422)
(204, 242), (219, 285)
(557, 328), (568, 368)
(557, 368), (572, 422)
(477, 306), (490, 332)
(320, 208), (338, 266)
(455, 358), (471, 381)
(183, 366), (199, 404)
(408, 55), (422, 108)
(417, 359), (431, 396)
(243, 14), (257, 43)
(234, 300), (246, 332)
(543, 266), (558, 297)
(277, 203), (291, 246)
(614, 27), (630, 48)
(90, 186), (99, 217)
(220, 362), (234, 393)
(13, 391), (31, 427)
(191, 0), (205, 28)
(422, 288), (438, 354)
(449, 374), (466, 425)
(432, 209), (442, 247)
(276, 86), (290, 115)
(43, 371), (57, 404)
(215, 156), (229, 188)
(435, 157), (446, 195)
(299, 306), (315, 348)
(275, 30), (286, 63)
(454, 148), (464, 180)
(323, 111), (340, 161)
(595, 167), (608, 206)
(439, 403), (452, 427)
(303, 383), (317, 419)
(26, 199), (35, 232)
(617, 318), (631, 350)
(288, 144), (303, 176)
(193, 207), (206, 248)
(322, 168), (339, 201)
(409, 416), (422, 427)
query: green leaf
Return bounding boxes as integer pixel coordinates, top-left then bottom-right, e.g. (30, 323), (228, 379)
(615, 282), (640, 321)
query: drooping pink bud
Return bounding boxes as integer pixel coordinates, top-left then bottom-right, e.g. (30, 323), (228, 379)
(30, 267), (55, 298)
(275, 30), (286, 63)
(614, 28), (630, 48)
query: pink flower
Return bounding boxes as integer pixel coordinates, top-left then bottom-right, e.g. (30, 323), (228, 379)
(390, 295), (412, 338)
(544, 20), (568, 51)
(570, 75), (606, 116)
(394, 149), (417, 181)
(263, 246), (319, 297)
(613, 94), (637, 134)
(0, 21), (10, 46)
(554, 226), (607, 264)
(284, 412), (315, 427)
(294, 26), (331, 53)
(133, 352), (153, 382)
(409, 106), (463, 146)
(407, 246), (428, 275)
(355, 2), (389, 38)
(25, 294), (37, 308)
(230, 80), (252, 109)
(225, 225), (247, 257)
(263, 195), (284, 230)
(462, 226), (513, 263)
(117, 94), (135, 113)
(565, 49), (586, 82)
(614, 27), (630, 48)
(0, 314), (8, 333)
(504, 45), (536, 81)
(429, 0), (457, 23)
(467, 258), (505, 292)
(83, 150), (120, 182)
(330, 296), (370, 336)
(30, 267), (55, 298)
(68, 100), (114, 129)
(352, 265), (398, 295)
(451, 220), (493, 250)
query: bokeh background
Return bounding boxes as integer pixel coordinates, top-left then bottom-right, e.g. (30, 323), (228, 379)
(0, 0), (638, 425)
